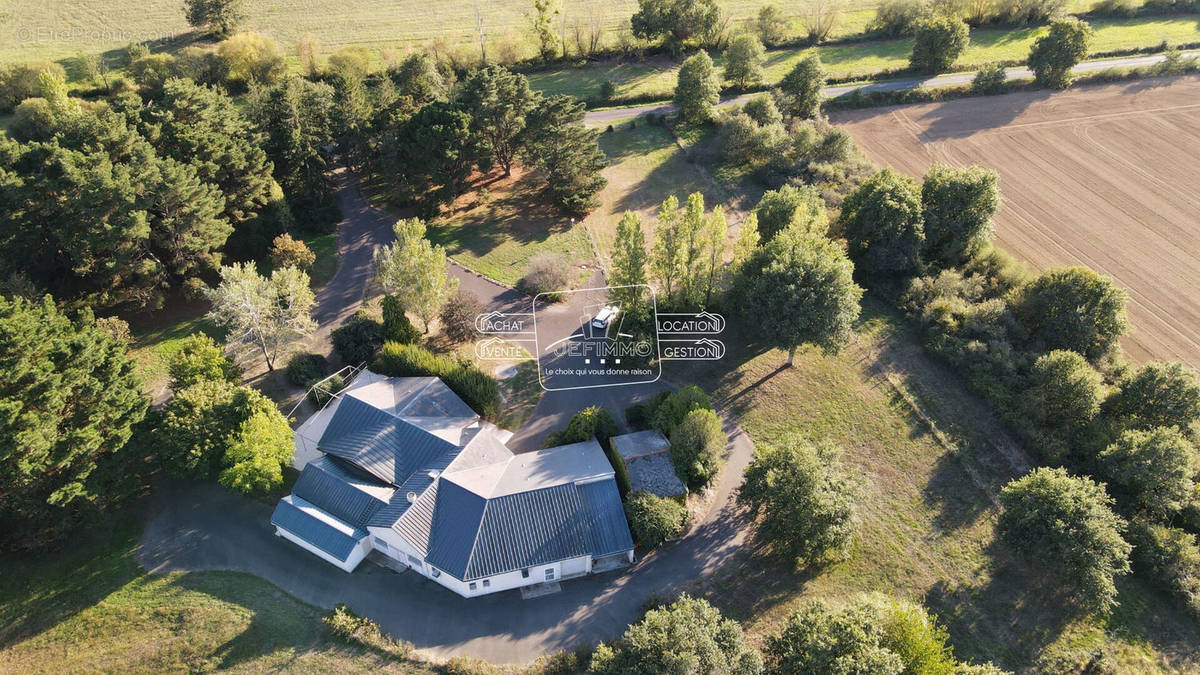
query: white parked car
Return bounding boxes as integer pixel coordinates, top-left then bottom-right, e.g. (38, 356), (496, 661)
(591, 305), (619, 330)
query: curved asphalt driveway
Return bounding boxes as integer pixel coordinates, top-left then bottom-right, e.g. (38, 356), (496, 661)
(138, 167), (758, 664)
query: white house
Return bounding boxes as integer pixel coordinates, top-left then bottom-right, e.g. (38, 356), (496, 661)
(271, 372), (635, 597)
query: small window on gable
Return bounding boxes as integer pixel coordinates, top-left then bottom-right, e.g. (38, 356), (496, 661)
(431, 568), (441, 578)
(544, 568), (555, 581)
(482, 579), (490, 588)
(374, 537), (389, 551)
(521, 568), (529, 578)
(469, 582), (477, 591)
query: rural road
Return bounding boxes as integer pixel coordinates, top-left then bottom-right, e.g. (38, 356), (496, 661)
(583, 49), (1200, 124)
(139, 165), (760, 664)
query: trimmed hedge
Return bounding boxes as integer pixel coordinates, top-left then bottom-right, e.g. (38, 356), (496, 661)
(543, 406), (619, 448)
(374, 342), (500, 419)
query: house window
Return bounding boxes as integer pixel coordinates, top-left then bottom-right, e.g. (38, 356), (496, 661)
(407, 554), (422, 567)
(544, 568), (555, 581)
(521, 568), (529, 578)
(469, 582), (477, 591)
(482, 579), (491, 588)
(374, 537), (389, 551)
(431, 568), (441, 578)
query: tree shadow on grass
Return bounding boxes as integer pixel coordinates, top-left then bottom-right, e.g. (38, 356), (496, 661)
(427, 172), (576, 260)
(0, 512), (144, 649)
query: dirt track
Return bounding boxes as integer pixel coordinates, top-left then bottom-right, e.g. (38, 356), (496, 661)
(833, 75), (1200, 369)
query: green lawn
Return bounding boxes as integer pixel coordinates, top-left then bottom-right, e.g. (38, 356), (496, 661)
(124, 302), (222, 397)
(427, 172), (594, 286)
(672, 302), (1200, 672)
(0, 512), (435, 672)
(300, 230), (339, 288)
(528, 14), (1200, 102)
(585, 119), (752, 269)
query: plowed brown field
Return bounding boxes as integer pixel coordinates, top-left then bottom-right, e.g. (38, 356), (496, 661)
(833, 75), (1200, 369)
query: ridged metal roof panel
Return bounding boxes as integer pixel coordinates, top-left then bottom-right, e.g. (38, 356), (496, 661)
(577, 479), (635, 556)
(292, 456), (393, 528)
(317, 394), (458, 486)
(270, 498), (365, 562)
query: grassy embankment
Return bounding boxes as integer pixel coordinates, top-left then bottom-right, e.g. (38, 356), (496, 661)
(671, 303), (1200, 672)
(528, 15), (1200, 103)
(0, 515), (438, 672)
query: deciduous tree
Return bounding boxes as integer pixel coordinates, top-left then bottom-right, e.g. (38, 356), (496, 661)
(1100, 427), (1197, 518)
(1012, 266), (1128, 362)
(631, 0), (723, 51)
(735, 226), (863, 365)
(1028, 17), (1093, 88)
(610, 211), (650, 310)
(998, 467), (1131, 613)
(723, 33), (766, 89)
(589, 595), (763, 674)
(184, 0), (245, 36)
(776, 52), (825, 119)
(670, 408), (727, 488)
(168, 332), (242, 391)
(739, 435), (860, 565)
(206, 262), (316, 371)
(920, 163), (1000, 268)
(674, 51), (721, 124)
(840, 168), (925, 278)
(752, 183), (827, 240)
(909, 16), (970, 74)
(372, 218), (459, 332)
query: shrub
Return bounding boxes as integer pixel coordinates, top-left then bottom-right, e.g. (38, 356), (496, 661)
(331, 310), (384, 366)
(650, 385), (713, 436)
(169, 333), (242, 391)
(625, 491), (688, 547)
(752, 183), (827, 240)
(324, 603), (415, 658)
(217, 31), (286, 85)
(375, 342), (500, 418)
(544, 406), (620, 447)
(998, 467), (1132, 613)
(9, 97), (56, 142)
(669, 408), (726, 488)
(1092, 0), (1138, 16)
(971, 63), (1009, 94)
(380, 294), (421, 345)
(309, 373), (344, 407)
(0, 61), (68, 112)
(870, 0), (930, 37)
(286, 352), (328, 387)
(439, 289), (483, 344)
(909, 16), (970, 75)
(738, 436), (860, 566)
(518, 252), (573, 300)
(742, 95), (782, 127)
(269, 233), (316, 271)
(1128, 521), (1200, 618)
(599, 79), (617, 100)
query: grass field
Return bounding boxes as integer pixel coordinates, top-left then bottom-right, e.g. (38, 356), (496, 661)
(528, 15), (1200, 102)
(0, 513), (436, 672)
(671, 302), (1200, 671)
(428, 170), (595, 286)
(584, 118), (752, 268)
(124, 301), (221, 399)
(300, 230), (339, 288)
(834, 74), (1200, 371)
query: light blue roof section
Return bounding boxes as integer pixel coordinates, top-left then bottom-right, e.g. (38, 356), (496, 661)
(578, 480), (635, 556)
(293, 456), (393, 528)
(271, 497), (366, 562)
(425, 479), (488, 577)
(317, 394), (459, 486)
(465, 484), (590, 580)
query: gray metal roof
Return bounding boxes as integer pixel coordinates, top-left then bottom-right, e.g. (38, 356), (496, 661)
(271, 496), (366, 562)
(293, 456), (394, 528)
(578, 479), (636, 556)
(318, 394), (460, 486)
(425, 479), (488, 577)
(419, 475), (633, 581)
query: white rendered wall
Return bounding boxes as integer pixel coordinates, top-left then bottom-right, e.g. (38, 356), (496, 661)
(274, 526), (368, 572)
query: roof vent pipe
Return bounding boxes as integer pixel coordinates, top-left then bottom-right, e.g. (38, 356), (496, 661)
(406, 491), (417, 503)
